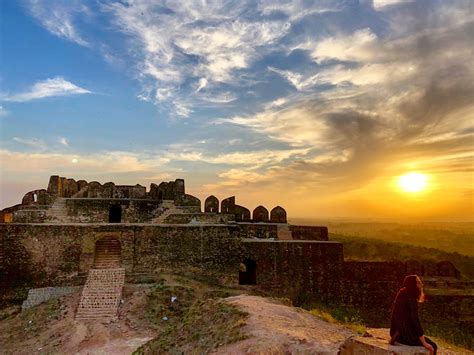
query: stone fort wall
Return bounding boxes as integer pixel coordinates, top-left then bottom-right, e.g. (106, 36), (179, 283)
(0, 224), (342, 302)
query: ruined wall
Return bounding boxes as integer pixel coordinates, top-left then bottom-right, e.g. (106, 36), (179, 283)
(12, 206), (48, 223)
(149, 179), (185, 201)
(243, 240), (344, 302)
(290, 226), (329, 241)
(237, 223), (278, 239)
(64, 199), (162, 223)
(0, 224), (245, 290)
(0, 224), (345, 305)
(342, 261), (406, 324)
(162, 213), (233, 224)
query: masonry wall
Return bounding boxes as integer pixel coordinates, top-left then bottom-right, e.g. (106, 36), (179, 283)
(236, 223), (278, 239)
(243, 240), (344, 302)
(342, 261), (406, 325)
(64, 199), (162, 223)
(0, 224), (345, 306)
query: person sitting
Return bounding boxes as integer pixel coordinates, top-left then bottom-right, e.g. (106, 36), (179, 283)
(389, 274), (437, 355)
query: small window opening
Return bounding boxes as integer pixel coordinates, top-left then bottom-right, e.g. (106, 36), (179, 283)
(33, 193), (38, 202)
(239, 258), (257, 285)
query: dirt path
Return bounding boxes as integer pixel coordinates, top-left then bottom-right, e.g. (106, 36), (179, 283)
(216, 295), (355, 354)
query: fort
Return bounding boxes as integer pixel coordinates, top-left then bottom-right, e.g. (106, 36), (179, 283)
(0, 176), (471, 326)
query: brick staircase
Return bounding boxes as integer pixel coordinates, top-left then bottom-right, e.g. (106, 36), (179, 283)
(46, 198), (68, 223)
(93, 237), (121, 269)
(76, 236), (124, 321)
(75, 268), (125, 321)
(277, 224), (293, 240)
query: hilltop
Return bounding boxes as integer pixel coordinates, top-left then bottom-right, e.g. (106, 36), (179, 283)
(0, 274), (470, 354)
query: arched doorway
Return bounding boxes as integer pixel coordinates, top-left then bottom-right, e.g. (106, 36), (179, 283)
(239, 259), (257, 285)
(109, 204), (122, 223)
(93, 236), (121, 269)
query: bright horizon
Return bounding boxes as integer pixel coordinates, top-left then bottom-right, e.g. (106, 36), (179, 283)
(1, 0), (473, 221)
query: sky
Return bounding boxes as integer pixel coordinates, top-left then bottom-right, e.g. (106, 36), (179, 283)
(0, 0), (473, 220)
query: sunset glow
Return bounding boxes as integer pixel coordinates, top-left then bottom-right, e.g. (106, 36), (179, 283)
(398, 173), (428, 193)
(1, 1), (473, 221)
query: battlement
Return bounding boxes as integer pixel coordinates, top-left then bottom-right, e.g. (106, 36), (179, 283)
(1, 176), (288, 225)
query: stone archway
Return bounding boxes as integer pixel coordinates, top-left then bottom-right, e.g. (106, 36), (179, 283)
(93, 236), (121, 269)
(239, 258), (257, 285)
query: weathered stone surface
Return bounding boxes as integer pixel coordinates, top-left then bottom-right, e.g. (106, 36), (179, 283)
(252, 205), (269, 222)
(149, 179), (186, 201)
(243, 240), (344, 302)
(221, 196), (235, 214)
(342, 261), (405, 312)
(340, 332), (429, 354)
(176, 194), (201, 209)
(87, 181), (103, 198)
(204, 195), (219, 213)
(64, 178), (78, 197)
(22, 286), (79, 310)
(77, 180), (88, 191)
(102, 182), (115, 198)
(235, 205), (251, 222)
(47, 175), (60, 194)
(270, 206), (287, 223)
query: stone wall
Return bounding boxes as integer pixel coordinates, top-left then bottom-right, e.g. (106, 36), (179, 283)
(236, 223), (278, 239)
(162, 213), (234, 224)
(243, 240), (345, 302)
(22, 286), (80, 310)
(64, 198), (162, 223)
(342, 261), (406, 324)
(0, 224), (345, 304)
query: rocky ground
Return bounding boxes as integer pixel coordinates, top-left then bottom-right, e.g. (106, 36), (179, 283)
(0, 275), (471, 354)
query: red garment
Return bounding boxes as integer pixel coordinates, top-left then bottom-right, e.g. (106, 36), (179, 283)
(390, 288), (424, 345)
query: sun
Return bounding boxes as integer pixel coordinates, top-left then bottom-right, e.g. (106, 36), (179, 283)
(398, 172), (428, 193)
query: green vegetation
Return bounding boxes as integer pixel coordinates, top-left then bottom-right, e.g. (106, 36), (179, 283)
(0, 299), (62, 346)
(133, 281), (248, 355)
(300, 297), (367, 335)
(330, 233), (474, 280)
(291, 220), (474, 256)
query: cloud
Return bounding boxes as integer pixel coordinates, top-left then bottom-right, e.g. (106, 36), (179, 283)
(25, 0), (90, 46)
(103, 1), (307, 114)
(59, 137), (69, 147)
(268, 67), (321, 91)
(3, 77), (91, 102)
(373, 0), (415, 10)
(0, 105), (9, 118)
(214, 4), (474, 192)
(12, 137), (48, 151)
(305, 28), (378, 64)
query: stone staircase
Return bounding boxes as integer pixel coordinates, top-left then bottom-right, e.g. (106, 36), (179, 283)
(151, 200), (183, 223)
(277, 224), (293, 240)
(75, 268), (125, 321)
(46, 198), (68, 223)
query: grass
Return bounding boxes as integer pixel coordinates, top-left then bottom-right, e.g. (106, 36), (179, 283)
(307, 302), (367, 335)
(134, 296), (248, 354)
(132, 273), (249, 354)
(0, 298), (62, 346)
